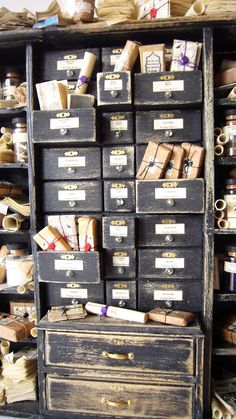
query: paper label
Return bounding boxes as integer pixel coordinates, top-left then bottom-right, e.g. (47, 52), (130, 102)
(58, 156), (86, 168)
(104, 79), (123, 91)
(224, 261), (236, 274)
(76, 2), (92, 13)
(223, 125), (236, 135)
(154, 290), (183, 301)
(112, 289), (130, 300)
(110, 188), (128, 199)
(155, 258), (185, 269)
(153, 80), (184, 92)
(12, 132), (28, 144)
(110, 120), (128, 131)
(55, 260), (83, 271)
(50, 117), (80, 130)
(110, 155), (127, 166)
(110, 226), (128, 237)
(58, 190), (85, 201)
(224, 194), (236, 218)
(110, 55), (121, 65)
(112, 256), (130, 267)
(154, 118), (184, 130)
(155, 223), (185, 235)
(61, 288), (88, 298)
(155, 188), (186, 199)
(57, 59), (83, 71)
(0, 200), (9, 215)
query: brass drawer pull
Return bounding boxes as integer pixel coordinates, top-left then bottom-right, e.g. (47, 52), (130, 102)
(101, 398), (133, 408)
(102, 351), (134, 360)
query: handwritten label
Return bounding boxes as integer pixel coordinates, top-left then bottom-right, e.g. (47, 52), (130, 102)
(112, 289), (130, 299)
(154, 290), (183, 301)
(57, 59), (83, 71)
(154, 118), (183, 130)
(58, 190), (85, 201)
(155, 188), (186, 199)
(113, 256), (130, 267)
(110, 120), (128, 131)
(104, 79), (123, 91)
(110, 226), (128, 237)
(224, 261), (236, 274)
(110, 155), (127, 166)
(153, 80), (184, 92)
(58, 156), (86, 168)
(110, 188), (128, 199)
(55, 260), (83, 271)
(50, 117), (79, 130)
(110, 55), (121, 66)
(155, 224), (185, 235)
(61, 288), (88, 298)
(155, 258), (185, 269)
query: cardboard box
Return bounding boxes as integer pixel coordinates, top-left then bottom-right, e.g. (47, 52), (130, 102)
(181, 142), (205, 179)
(36, 80), (68, 110)
(136, 140), (171, 180)
(148, 307), (194, 326)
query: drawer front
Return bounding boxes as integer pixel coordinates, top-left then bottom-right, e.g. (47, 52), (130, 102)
(136, 179), (204, 214)
(33, 109), (96, 143)
(97, 72), (132, 108)
(104, 181), (135, 212)
(102, 46), (123, 72)
(138, 280), (202, 312)
(41, 147), (101, 180)
(42, 181), (103, 212)
(136, 110), (201, 144)
(137, 215), (203, 247)
(138, 248), (202, 279)
(106, 280), (137, 309)
(102, 216), (135, 249)
(45, 331), (195, 376)
(103, 146), (135, 178)
(101, 112), (134, 144)
(134, 71), (202, 106)
(40, 48), (100, 81)
(37, 251), (101, 283)
(46, 375), (194, 418)
(105, 249), (136, 279)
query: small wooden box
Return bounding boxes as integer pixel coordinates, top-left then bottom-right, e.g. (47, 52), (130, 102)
(102, 146), (135, 178)
(102, 216), (135, 249)
(135, 110), (201, 144)
(37, 251), (101, 283)
(41, 147), (101, 180)
(105, 249), (136, 279)
(101, 47), (123, 72)
(136, 179), (204, 214)
(104, 180), (135, 212)
(33, 109), (96, 143)
(42, 181), (103, 212)
(97, 72), (132, 108)
(106, 280), (137, 309)
(134, 71), (202, 107)
(101, 112), (134, 144)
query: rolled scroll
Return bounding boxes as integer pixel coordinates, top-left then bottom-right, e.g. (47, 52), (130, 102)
(75, 51), (97, 94)
(228, 86), (236, 99)
(0, 340), (10, 356)
(214, 127), (223, 138)
(2, 213), (25, 232)
(211, 397), (223, 419)
(216, 134), (229, 146)
(215, 199), (226, 211)
(185, 0), (205, 16)
(85, 301), (148, 324)
(217, 219), (229, 229)
(214, 144), (224, 156)
(215, 210), (225, 220)
(114, 40), (140, 72)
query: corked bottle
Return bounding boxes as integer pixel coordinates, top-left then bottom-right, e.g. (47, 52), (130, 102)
(74, 0), (95, 23)
(12, 117), (28, 163)
(224, 245), (236, 292)
(2, 68), (21, 100)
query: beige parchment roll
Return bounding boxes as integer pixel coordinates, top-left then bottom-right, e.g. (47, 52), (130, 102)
(85, 302), (148, 323)
(211, 397), (223, 419)
(75, 51), (97, 94)
(0, 340), (10, 356)
(215, 210), (225, 220)
(221, 404), (232, 419)
(1, 132), (12, 145)
(0, 127), (12, 135)
(214, 144), (224, 156)
(215, 199), (227, 211)
(30, 327), (37, 338)
(216, 134), (229, 146)
(17, 278), (32, 294)
(228, 86), (236, 99)
(27, 281), (34, 292)
(217, 219), (229, 229)
(2, 213), (25, 232)
(185, 0), (205, 16)
(214, 127), (223, 137)
(114, 40), (140, 72)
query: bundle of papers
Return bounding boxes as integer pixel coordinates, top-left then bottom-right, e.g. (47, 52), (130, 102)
(213, 377), (236, 415)
(171, 0), (193, 16)
(0, 378), (5, 406)
(1, 197), (30, 217)
(205, 0), (236, 14)
(0, 7), (35, 31)
(48, 304), (87, 322)
(97, 0), (136, 24)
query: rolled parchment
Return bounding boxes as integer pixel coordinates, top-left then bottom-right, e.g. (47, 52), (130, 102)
(214, 144), (224, 156)
(221, 404), (232, 419)
(27, 281), (34, 292)
(185, 0), (205, 16)
(75, 51), (97, 94)
(215, 210), (225, 220)
(228, 86), (236, 99)
(216, 134), (229, 146)
(2, 213), (25, 232)
(17, 278), (32, 294)
(1, 132), (12, 145)
(214, 127), (223, 137)
(211, 397), (223, 419)
(0, 340), (10, 356)
(30, 327), (37, 338)
(217, 219), (229, 229)
(0, 127), (12, 135)
(85, 302), (148, 324)
(114, 40), (140, 72)
(215, 199), (227, 211)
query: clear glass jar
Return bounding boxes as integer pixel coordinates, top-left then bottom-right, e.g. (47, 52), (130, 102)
(12, 117), (28, 163)
(2, 68), (21, 100)
(224, 244), (236, 292)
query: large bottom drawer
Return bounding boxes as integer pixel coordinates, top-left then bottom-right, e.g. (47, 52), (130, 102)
(46, 375), (194, 418)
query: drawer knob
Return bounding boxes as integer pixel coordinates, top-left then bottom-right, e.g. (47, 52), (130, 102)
(66, 270), (74, 278)
(165, 129), (173, 137)
(115, 236), (123, 243)
(119, 300), (126, 308)
(69, 200), (77, 208)
(167, 199), (175, 207)
(114, 130), (123, 138)
(71, 299), (79, 305)
(164, 268), (174, 276)
(67, 69), (74, 77)
(68, 167), (76, 174)
(165, 300), (173, 308)
(60, 128), (68, 135)
(117, 267), (125, 274)
(116, 199), (124, 206)
(165, 234), (173, 243)
(102, 351), (134, 360)
(116, 165), (124, 172)
(111, 90), (119, 98)
(165, 90), (173, 99)
(101, 398), (133, 408)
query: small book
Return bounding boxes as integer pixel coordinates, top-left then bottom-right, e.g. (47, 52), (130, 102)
(2, 197), (30, 217)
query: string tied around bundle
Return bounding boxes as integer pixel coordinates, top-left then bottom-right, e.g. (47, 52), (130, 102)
(77, 75), (90, 90)
(100, 305), (109, 320)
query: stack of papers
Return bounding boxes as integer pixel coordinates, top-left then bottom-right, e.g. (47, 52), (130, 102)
(48, 304), (87, 322)
(97, 0), (136, 24)
(0, 7), (35, 31)
(205, 1), (236, 14)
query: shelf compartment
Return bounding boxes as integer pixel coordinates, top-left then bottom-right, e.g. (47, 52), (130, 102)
(214, 293), (236, 302)
(212, 343), (236, 356)
(215, 156), (236, 165)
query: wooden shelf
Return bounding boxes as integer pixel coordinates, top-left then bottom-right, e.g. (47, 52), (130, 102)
(0, 107), (27, 117)
(214, 229), (236, 234)
(0, 401), (38, 417)
(215, 98), (236, 107)
(214, 293), (236, 302)
(0, 163), (28, 169)
(215, 156), (236, 165)
(0, 229), (29, 235)
(0, 286), (33, 296)
(212, 343), (236, 356)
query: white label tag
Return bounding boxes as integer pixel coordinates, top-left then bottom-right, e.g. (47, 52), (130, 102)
(155, 258), (185, 269)
(112, 289), (130, 300)
(154, 118), (184, 130)
(110, 120), (128, 131)
(55, 260), (83, 271)
(155, 188), (186, 199)
(110, 225), (128, 237)
(112, 256), (130, 267)
(110, 188), (128, 199)
(104, 79), (123, 91)
(224, 194), (236, 218)
(224, 261), (236, 273)
(61, 288), (88, 298)
(155, 223), (185, 235)
(12, 132), (28, 144)
(153, 80), (184, 92)
(0, 200), (9, 215)
(223, 125), (236, 135)
(50, 117), (80, 130)
(110, 55), (121, 66)
(154, 290), (183, 301)
(58, 190), (85, 201)
(57, 59), (83, 71)
(58, 156), (86, 168)
(110, 155), (127, 166)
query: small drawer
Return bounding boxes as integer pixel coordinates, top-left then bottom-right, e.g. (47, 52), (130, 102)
(37, 251), (101, 283)
(46, 375), (194, 418)
(102, 146), (135, 178)
(102, 216), (135, 249)
(97, 72), (132, 108)
(41, 147), (101, 180)
(104, 181), (135, 212)
(40, 48), (100, 81)
(136, 110), (201, 144)
(105, 249), (136, 279)
(138, 248), (202, 279)
(106, 280), (137, 309)
(101, 46), (123, 72)
(134, 71), (202, 107)
(138, 279), (202, 312)
(42, 181), (103, 212)
(136, 179), (204, 214)
(101, 112), (134, 144)
(33, 109), (96, 143)
(137, 215), (202, 247)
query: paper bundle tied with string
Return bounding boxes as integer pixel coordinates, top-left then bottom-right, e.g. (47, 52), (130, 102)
(181, 142), (205, 179)
(136, 140), (171, 180)
(10, 301), (35, 319)
(170, 39), (202, 71)
(138, 0), (170, 19)
(0, 313), (35, 342)
(114, 40), (141, 72)
(33, 225), (72, 251)
(75, 51), (97, 95)
(163, 144), (185, 179)
(48, 215), (78, 250)
(78, 216), (98, 251)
